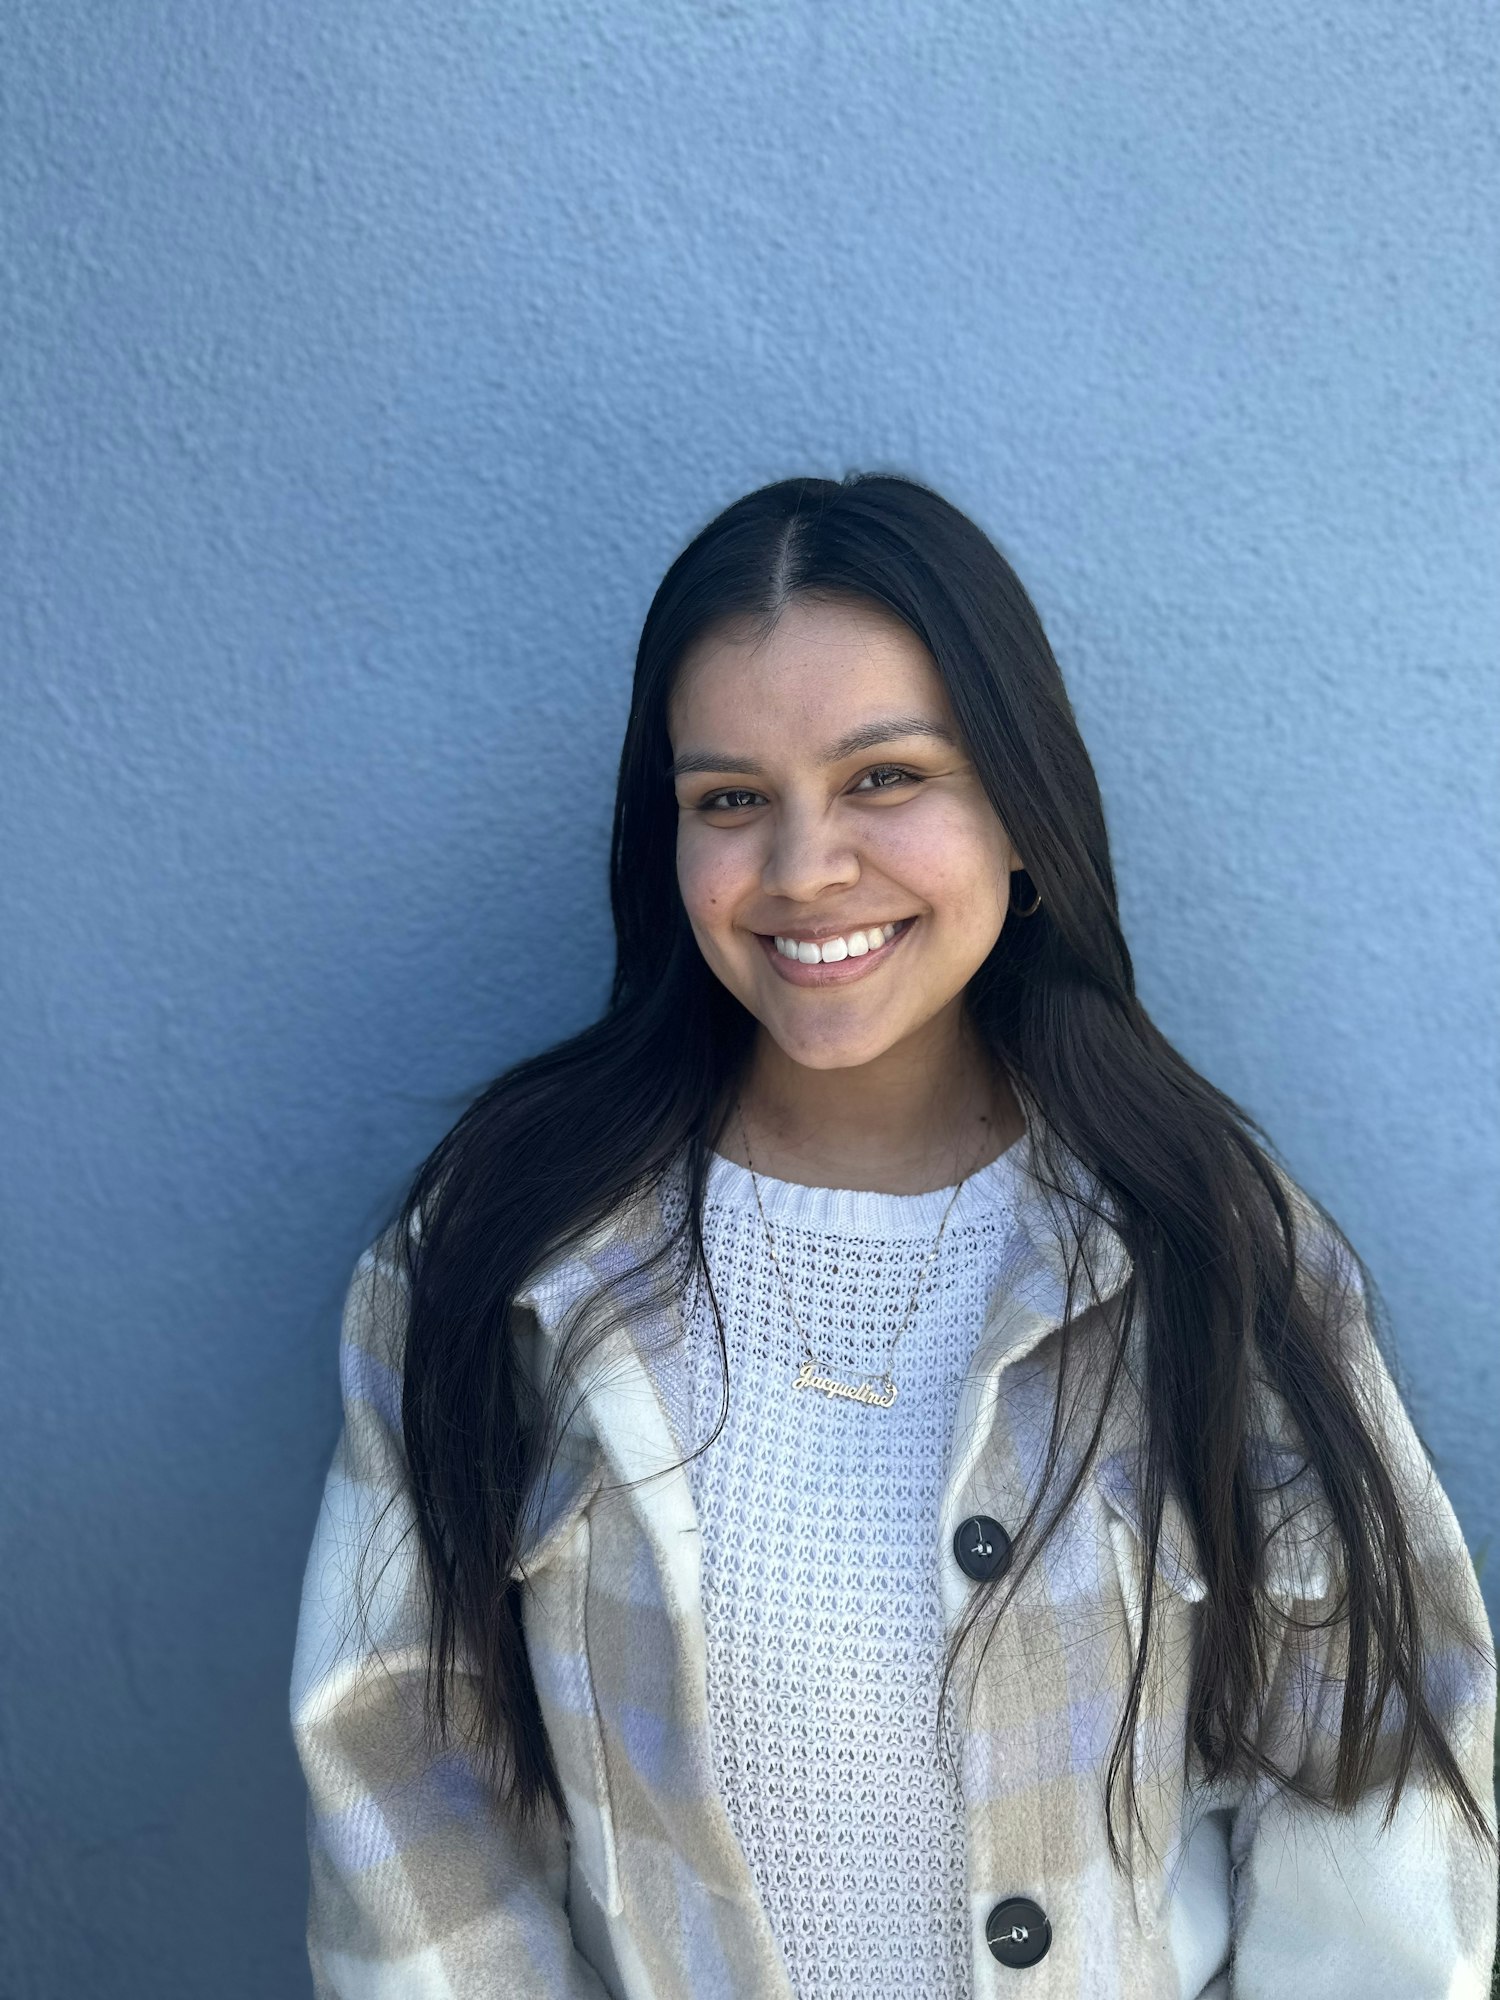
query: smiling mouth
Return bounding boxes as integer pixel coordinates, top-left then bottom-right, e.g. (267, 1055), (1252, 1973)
(768, 918), (911, 963)
(755, 915), (918, 983)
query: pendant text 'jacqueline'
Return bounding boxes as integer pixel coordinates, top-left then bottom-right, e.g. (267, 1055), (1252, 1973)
(791, 1359), (898, 1408)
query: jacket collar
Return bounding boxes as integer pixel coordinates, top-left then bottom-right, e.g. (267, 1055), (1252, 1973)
(509, 1106), (1136, 1589)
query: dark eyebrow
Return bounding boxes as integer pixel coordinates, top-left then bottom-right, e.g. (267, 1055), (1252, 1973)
(668, 715), (960, 783)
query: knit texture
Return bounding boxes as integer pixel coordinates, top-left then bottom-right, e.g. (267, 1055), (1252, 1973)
(656, 1133), (1034, 2000)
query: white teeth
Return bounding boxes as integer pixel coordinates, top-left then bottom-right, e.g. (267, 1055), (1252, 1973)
(774, 921), (904, 963)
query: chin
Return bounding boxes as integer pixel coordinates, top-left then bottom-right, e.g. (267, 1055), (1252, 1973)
(764, 1026), (902, 1072)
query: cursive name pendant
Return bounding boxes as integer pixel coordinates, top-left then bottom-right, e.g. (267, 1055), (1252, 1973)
(736, 1097), (985, 1414)
(791, 1358), (899, 1407)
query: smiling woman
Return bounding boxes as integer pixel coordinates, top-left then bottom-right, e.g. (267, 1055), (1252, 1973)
(290, 472), (1498, 2000)
(667, 594), (1027, 1184)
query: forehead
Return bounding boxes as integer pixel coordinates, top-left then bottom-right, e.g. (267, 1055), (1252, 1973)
(669, 595), (949, 738)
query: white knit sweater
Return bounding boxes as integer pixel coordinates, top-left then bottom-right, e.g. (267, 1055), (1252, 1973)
(656, 1133), (1035, 2000)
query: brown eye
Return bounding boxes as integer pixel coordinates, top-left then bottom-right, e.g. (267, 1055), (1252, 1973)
(856, 766), (921, 791)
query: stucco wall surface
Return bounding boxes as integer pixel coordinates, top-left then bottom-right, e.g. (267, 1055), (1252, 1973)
(2, 3), (1496, 1991)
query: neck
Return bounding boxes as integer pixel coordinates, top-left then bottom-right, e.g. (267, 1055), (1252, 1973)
(722, 1011), (1025, 1196)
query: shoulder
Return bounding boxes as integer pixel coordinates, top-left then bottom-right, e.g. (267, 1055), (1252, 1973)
(341, 1216), (417, 1378)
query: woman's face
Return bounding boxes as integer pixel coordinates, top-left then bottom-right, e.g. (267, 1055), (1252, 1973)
(668, 593), (1025, 1075)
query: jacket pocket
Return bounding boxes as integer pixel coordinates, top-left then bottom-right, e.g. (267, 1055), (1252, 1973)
(1094, 1454), (1208, 1941)
(520, 1503), (625, 1920)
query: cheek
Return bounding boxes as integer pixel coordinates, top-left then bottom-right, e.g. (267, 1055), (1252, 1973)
(869, 801), (1005, 915)
(675, 829), (740, 925)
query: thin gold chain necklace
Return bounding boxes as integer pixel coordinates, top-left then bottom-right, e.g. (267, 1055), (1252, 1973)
(735, 1097), (986, 1410)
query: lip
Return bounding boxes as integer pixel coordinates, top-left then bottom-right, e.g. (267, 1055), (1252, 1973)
(755, 916), (918, 986)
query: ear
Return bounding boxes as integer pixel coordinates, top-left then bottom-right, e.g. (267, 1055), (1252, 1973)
(1005, 820), (1028, 877)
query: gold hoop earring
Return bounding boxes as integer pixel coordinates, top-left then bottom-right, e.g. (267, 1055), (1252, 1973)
(1011, 871), (1042, 918)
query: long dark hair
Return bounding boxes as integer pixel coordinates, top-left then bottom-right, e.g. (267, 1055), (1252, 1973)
(380, 470), (1495, 1876)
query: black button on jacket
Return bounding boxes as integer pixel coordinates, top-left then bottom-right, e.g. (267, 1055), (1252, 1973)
(986, 1896), (1052, 1967)
(953, 1513), (1012, 1581)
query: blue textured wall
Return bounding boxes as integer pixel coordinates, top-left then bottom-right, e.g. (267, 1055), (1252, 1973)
(3, 3), (1496, 1990)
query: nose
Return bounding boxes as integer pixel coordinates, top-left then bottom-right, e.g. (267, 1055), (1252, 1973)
(759, 800), (861, 906)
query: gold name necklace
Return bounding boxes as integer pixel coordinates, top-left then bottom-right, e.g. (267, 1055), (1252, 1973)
(735, 1098), (985, 1409)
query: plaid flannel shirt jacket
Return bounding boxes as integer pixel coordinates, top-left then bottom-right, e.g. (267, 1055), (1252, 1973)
(290, 1137), (1499, 1999)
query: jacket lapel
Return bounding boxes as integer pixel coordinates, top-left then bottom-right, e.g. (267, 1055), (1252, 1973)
(935, 1159), (1134, 1628)
(514, 1183), (799, 1993)
(512, 1190), (701, 1592)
